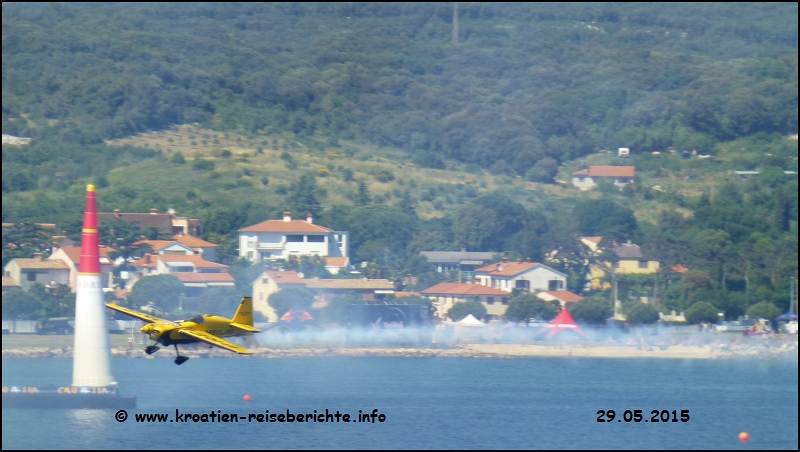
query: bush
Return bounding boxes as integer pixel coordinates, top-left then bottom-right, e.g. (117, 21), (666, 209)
(447, 300), (486, 322)
(685, 301), (719, 324)
(341, 168), (354, 182)
(220, 149), (232, 158)
(569, 297), (612, 325)
(170, 152), (186, 164)
(625, 302), (659, 325)
(192, 158), (215, 171)
(505, 294), (561, 323)
(746, 301), (781, 320)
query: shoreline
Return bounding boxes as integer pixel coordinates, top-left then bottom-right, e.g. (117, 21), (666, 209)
(3, 342), (797, 361)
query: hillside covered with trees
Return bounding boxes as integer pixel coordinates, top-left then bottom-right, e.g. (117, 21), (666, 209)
(2, 3), (798, 322)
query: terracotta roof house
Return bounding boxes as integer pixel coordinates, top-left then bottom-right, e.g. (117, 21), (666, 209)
(238, 212), (348, 264)
(49, 246), (115, 292)
(3, 254), (70, 290)
(474, 259), (567, 293)
(420, 282), (510, 319)
(536, 290), (583, 309)
(251, 269), (308, 322)
(98, 208), (203, 237)
(572, 166), (635, 190)
(609, 241), (660, 275)
(129, 253), (233, 297)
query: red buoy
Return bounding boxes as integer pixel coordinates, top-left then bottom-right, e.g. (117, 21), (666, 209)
(738, 432), (749, 442)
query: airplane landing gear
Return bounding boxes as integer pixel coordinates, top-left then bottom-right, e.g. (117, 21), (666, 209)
(145, 344), (160, 355)
(173, 344), (189, 365)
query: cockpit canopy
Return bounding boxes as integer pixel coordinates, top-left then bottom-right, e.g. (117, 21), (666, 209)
(184, 314), (204, 324)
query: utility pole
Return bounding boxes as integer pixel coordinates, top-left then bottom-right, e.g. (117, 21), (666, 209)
(452, 2), (460, 44)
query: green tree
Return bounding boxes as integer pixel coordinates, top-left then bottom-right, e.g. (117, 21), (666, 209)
(505, 294), (561, 324)
(746, 301), (781, 320)
(451, 205), (497, 251)
(2, 288), (42, 328)
(268, 286), (315, 317)
(287, 174), (322, 218)
(685, 301), (719, 324)
(624, 302), (660, 325)
(569, 297), (612, 325)
(447, 300), (486, 322)
(127, 274), (185, 312)
(2, 223), (54, 267)
(573, 199), (637, 241)
(356, 181), (370, 206)
(191, 286), (241, 316)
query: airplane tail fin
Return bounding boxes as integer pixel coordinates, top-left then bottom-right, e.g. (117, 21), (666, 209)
(232, 297), (254, 326)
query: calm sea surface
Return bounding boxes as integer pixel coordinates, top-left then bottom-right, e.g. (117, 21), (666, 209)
(2, 357), (797, 449)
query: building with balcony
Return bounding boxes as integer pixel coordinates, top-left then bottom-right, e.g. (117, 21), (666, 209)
(238, 212), (348, 264)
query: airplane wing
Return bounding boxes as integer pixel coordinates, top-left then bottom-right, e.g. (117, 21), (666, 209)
(105, 303), (164, 324)
(178, 329), (252, 354)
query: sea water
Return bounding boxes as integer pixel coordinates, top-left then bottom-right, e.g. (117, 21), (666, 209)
(2, 357), (797, 449)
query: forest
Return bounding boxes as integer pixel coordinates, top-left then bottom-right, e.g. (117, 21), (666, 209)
(2, 3), (798, 323)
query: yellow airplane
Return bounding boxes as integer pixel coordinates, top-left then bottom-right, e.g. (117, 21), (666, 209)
(106, 297), (261, 365)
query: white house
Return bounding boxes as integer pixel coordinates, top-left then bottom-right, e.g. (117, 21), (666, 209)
(3, 254), (70, 290)
(49, 246), (115, 292)
(238, 212), (348, 264)
(571, 166), (635, 189)
(474, 259), (567, 293)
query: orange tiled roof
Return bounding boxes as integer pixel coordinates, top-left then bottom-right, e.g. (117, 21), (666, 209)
(173, 235), (218, 248)
(134, 240), (178, 252)
(420, 283), (508, 296)
(474, 261), (540, 277)
(581, 236), (602, 244)
(543, 291), (583, 303)
(395, 291), (421, 298)
(572, 166), (635, 177)
(130, 254), (228, 269)
(239, 220), (333, 233)
(262, 270), (306, 285)
(56, 246), (115, 266)
(172, 272), (235, 283)
(325, 257), (348, 268)
(2, 276), (20, 287)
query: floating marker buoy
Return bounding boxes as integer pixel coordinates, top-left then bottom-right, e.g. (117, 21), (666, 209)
(243, 394), (251, 402)
(738, 432), (749, 442)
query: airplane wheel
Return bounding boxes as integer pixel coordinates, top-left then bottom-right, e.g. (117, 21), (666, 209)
(174, 356), (190, 365)
(145, 345), (159, 355)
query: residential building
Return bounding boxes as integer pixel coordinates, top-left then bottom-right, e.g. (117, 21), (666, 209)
(419, 249), (496, 282)
(172, 233), (218, 262)
(536, 290), (583, 309)
(134, 240), (195, 256)
(251, 269), (307, 322)
(250, 268), (393, 321)
(303, 278), (395, 307)
(49, 246), (115, 292)
(571, 166), (635, 189)
(420, 282), (510, 320)
(474, 259), (567, 293)
(608, 241), (660, 275)
(129, 254), (234, 297)
(98, 208), (203, 236)
(238, 212), (348, 263)
(3, 254), (70, 290)
(324, 257), (350, 275)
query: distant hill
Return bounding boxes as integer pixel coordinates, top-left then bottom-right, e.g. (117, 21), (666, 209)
(2, 2), (797, 174)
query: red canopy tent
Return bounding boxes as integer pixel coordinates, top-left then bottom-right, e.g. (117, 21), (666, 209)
(534, 309), (590, 340)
